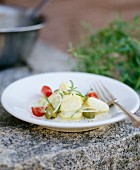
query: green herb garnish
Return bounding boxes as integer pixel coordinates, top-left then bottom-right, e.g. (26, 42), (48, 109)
(67, 80), (77, 94)
(71, 109), (80, 118)
(74, 90), (87, 100)
(70, 80), (77, 91)
(45, 96), (54, 109)
(45, 96), (51, 104)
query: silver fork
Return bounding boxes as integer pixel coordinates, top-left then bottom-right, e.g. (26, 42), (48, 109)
(93, 81), (140, 128)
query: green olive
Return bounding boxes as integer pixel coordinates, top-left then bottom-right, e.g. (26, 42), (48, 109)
(82, 112), (95, 119)
(45, 107), (57, 119)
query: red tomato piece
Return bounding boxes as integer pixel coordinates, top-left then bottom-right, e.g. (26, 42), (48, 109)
(31, 107), (45, 117)
(87, 92), (99, 99)
(41, 86), (52, 97)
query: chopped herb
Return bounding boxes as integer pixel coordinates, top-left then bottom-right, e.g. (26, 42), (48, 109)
(70, 80), (74, 89)
(45, 96), (54, 109)
(63, 91), (69, 95)
(71, 109), (80, 118)
(59, 92), (63, 98)
(69, 80), (77, 93)
(74, 90), (87, 100)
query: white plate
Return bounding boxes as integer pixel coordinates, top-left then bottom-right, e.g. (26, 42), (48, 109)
(1, 72), (140, 132)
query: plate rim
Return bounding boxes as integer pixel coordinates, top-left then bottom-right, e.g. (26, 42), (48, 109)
(1, 72), (140, 129)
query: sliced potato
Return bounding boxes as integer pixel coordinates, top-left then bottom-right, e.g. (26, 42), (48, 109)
(38, 96), (48, 107)
(48, 92), (61, 110)
(59, 82), (70, 91)
(85, 97), (109, 113)
(48, 93), (54, 103)
(61, 95), (83, 112)
(59, 111), (82, 120)
(48, 91), (59, 103)
(52, 94), (61, 109)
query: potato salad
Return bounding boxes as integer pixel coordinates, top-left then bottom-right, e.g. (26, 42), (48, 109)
(31, 81), (109, 120)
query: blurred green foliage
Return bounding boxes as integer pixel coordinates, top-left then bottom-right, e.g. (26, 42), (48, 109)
(69, 16), (140, 91)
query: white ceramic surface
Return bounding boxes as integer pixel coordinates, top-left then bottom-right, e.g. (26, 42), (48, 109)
(1, 72), (140, 132)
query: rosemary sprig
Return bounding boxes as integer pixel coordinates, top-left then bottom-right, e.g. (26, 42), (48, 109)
(67, 80), (77, 94)
(74, 90), (87, 100)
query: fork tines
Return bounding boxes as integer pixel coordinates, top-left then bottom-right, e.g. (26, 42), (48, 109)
(92, 81), (116, 103)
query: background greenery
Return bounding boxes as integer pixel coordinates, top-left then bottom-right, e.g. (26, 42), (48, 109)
(69, 17), (140, 92)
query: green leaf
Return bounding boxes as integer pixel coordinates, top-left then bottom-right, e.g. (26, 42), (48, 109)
(68, 17), (140, 91)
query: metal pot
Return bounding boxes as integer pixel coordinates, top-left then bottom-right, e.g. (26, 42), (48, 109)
(0, 5), (46, 68)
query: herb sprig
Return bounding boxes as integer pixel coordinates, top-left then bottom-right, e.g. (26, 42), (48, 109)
(67, 80), (87, 99)
(69, 16), (140, 91)
(68, 80), (77, 93)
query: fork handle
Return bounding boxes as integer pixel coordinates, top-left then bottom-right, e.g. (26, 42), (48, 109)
(114, 101), (140, 128)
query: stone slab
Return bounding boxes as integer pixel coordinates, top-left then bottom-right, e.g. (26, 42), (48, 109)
(0, 42), (140, 170)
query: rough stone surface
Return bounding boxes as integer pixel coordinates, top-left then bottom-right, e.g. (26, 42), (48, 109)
(27, 41), (75, 72)
(0, 42), (140, 170)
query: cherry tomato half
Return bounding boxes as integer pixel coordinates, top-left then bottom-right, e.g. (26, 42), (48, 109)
(87, 92), (99, 99)
(41, 86), (52, 97)
(31, 107), (45, 117)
